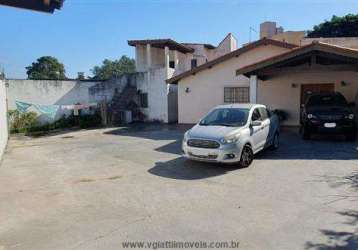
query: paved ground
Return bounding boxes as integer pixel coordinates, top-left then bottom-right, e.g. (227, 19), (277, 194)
(0, 125), (357, 250)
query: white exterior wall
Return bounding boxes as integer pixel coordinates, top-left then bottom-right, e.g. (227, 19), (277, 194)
(258, 71), (358, 126)
(178, 45), (290, 124)
(135, 45), (147, 72)
(136, 68), (174, 123)
(6, 80), (101, 123)
(0, 79), (8, 161)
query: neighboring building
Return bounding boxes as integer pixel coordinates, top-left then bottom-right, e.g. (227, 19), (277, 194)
(127, 34), (238, 123)
(167, 22), (358, 126)
(260, 21), (305, 45)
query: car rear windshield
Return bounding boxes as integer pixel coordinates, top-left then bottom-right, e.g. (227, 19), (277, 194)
(199, 108), (250, 127)
(306, 94), (348, 107)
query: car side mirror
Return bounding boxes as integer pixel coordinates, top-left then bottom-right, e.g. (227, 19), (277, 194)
(251, 120), (262, 127)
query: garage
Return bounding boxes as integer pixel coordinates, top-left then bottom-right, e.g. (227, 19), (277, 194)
(236, 41), (358, 126)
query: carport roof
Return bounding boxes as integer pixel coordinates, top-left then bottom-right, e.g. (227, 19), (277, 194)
(0, 0), (64, 13)
(235, 41), (358, 79)
(166, 38), (298, 84)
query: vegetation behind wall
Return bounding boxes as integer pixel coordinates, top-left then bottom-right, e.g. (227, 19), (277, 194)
(8, 110), (102, 135)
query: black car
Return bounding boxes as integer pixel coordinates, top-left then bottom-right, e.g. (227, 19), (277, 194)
(301, 92), (357, 141)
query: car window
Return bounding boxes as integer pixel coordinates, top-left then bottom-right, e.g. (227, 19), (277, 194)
(306, 94), (348, 107)
(251, 108), (261, 121)
(199, 108), (250, 126)
(259, 107), (269, 120)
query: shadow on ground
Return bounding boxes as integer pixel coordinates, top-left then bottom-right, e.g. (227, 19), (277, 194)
(305, 171), (358, 250)
(106, 124), (358, 160)
(148, 157), (240, 180)
(257, 127), (358, 160)
(305, 210), (358, 250)
(104, 123), (193, 155)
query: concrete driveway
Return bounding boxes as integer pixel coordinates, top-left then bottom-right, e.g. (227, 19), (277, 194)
(0, 125), (357, 250)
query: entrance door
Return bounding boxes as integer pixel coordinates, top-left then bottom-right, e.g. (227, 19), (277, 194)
(301, 84), (335, 105)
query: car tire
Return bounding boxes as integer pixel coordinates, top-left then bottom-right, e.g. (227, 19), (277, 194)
(345, 131), (357, 142)
(270, 133), (279, 150)
(302, 127), (311, 140)
(239, 144), (254, 168)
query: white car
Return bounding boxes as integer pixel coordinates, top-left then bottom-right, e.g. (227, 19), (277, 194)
(182, 104), (280, 167)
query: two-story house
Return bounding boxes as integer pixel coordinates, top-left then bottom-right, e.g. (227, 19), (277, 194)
(127, 33), (237, 123)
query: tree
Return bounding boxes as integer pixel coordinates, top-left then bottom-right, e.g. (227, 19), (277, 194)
(91, 56), (136, 80)
(26, 56), (66, 80)
(307, 14), (358, 38)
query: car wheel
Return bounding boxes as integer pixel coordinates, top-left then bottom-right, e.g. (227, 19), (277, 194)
(270, 133), (279, 150)
(239, 144), (254, 168)
(302, 127), (311, 140)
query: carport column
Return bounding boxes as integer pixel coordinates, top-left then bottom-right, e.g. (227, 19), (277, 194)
(164, 46), (170, 78)
(173, 50), (179, 71)
(146, 44), (152, 69)
(249, 75), (257, 103)
(135, 45), (140, 70)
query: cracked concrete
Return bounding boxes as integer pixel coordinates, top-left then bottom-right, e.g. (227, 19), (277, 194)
(0, 126), (357, 250)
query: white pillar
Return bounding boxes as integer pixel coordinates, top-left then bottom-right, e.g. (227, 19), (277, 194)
(249, 75), (257, 103)
(173, 50), (179, 70)
(164, 46), (170, 78)
(135, 45), (139, 70)
(146, 44), (152, 69)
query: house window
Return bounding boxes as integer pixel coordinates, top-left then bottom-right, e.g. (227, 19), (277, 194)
(191, 59), (197, 69)
(169, 61), (175, 69)
(140, 93), (148, 108)
(224, 87), (250, 103)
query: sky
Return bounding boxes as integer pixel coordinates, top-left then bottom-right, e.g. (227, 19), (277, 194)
(1, 0), (358, 79)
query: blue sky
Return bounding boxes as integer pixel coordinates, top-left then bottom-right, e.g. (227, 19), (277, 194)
(1, 0), (358, 79)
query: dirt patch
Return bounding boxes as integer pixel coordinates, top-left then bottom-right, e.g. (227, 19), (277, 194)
(62, 136), (75, 139)
(74, 175), (122, 184)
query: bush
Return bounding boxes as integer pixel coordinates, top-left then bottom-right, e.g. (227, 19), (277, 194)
(8, 110), (39, 133)
(78, 113), (102, 128)
(8, 110), (103, 134)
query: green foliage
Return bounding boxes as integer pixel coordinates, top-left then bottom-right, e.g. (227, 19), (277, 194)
(78, 113), (102, 128)
(91, 56), (136, 80)
(8, 110), (39, 133)
(307, 14), (358, 38)
(8, 110), (102, 135)
(26, 56), (66, 80)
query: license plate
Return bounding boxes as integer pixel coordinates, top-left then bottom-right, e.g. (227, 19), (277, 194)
(324, 123), (336, 128)
(189, 148), (215, 157)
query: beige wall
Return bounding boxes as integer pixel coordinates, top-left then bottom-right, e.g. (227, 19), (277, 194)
(178, 45), (291, 124)
(302, 37), (358, 49)
(272, 31), (305, 46)
(258, 70), (358, 126)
